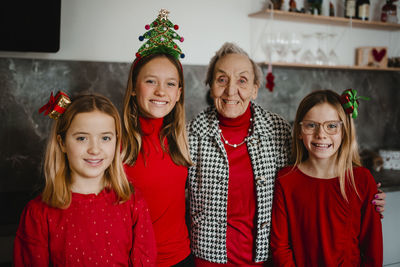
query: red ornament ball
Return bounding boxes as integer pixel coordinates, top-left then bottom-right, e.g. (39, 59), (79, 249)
(135, 52), (141, 58)
(154, 22), (158, 26)
(266, 72), (275, 92)
(174, 25), (179, 30)
(180, 37), (184, 42)
(145, 24), (150, 30)
(174, 45), (177, 49)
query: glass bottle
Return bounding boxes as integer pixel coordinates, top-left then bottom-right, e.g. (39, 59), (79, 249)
(329, 2), (335, 16)
(345, 0), (356, 18)
(356, 0), (370, 20)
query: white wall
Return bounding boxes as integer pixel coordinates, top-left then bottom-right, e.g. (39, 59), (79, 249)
(0, 0), (398, 66)
(0, 0), (256, 65)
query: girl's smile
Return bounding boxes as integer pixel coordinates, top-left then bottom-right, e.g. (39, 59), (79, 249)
(311, 142), (332, 149)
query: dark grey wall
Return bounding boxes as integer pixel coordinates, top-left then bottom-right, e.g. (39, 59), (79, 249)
(1, 57), (399, 229)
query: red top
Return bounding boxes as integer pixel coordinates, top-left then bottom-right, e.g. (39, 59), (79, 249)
(270, 166), (383, 267)
(124, 117), (190, 266)
(196, 106), (262, 266)
(13, 188), (157, 267)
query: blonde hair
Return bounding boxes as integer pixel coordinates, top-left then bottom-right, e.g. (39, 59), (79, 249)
(292, 90), (361, 201)
(205, 42), (262, 88)
(121, 53), (192, 167)
(42, 94), (133, 208)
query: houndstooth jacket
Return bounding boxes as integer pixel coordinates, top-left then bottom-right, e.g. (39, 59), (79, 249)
(187, 102), (292, 263)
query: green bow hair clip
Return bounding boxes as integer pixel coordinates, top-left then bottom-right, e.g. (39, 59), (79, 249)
(340, 89), (370, 119)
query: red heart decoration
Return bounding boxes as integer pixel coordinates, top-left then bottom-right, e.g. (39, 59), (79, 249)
(372, 48), (386, 62)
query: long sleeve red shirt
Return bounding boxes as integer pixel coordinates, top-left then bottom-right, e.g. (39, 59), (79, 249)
(13, 188), (157, 266)
(124, 117), (190, 266)
(270, 166), (383, 267)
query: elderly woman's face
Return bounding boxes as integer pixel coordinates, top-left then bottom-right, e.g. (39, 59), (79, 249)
(210, 53), (258, 118)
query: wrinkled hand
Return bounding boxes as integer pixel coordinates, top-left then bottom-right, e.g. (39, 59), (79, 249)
(372, 182), (386, 219)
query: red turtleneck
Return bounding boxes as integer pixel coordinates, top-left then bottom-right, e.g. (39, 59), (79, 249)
(195, 105), (262, 266)
(124, 117), (190, 267)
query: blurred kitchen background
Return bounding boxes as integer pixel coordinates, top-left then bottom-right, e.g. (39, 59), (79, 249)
(0, 0), (399, 266)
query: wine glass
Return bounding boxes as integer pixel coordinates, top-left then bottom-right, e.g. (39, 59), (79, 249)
(314, 32), (328, 65)
(300, 33), (315, 65)
(327, 33), (340, 66)
(289, 32), (302, 63)
(274, 32), (289, 62)
(262, 33), (276, 63)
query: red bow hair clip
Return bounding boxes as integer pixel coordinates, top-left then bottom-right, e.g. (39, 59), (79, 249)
(39, 91), (71, 120)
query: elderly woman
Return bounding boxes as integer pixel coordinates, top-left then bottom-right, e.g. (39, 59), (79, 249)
(187, 42), (386, 266)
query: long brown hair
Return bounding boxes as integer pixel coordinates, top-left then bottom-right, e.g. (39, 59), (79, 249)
(42, 94), (133, 208)
(121, 53), (192, 166)
(292, 90), (361, 201)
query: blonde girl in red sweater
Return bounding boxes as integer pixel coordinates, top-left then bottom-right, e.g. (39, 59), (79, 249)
(270, 89), (383, 266)
(14, 93), (156, 266)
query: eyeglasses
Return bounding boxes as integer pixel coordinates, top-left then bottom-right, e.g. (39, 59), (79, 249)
(299, 120), (343, 135)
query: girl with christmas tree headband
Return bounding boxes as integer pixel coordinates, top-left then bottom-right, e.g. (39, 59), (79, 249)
(121, 9), (193, 266)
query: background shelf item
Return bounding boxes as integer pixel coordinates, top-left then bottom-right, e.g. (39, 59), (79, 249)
(261, 62), (400, 71)
(249, 10), (400, 31)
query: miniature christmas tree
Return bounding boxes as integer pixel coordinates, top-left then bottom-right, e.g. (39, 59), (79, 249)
(136, 9), (185, 60)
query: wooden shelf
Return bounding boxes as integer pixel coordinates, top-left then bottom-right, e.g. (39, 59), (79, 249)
(249, 10), (400, 31)
(260, 62), (400, 71)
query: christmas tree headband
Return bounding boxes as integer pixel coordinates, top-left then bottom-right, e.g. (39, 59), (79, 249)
(340, 89), (370, 119)
(39, 91), (71, 120)
(135, 9), (185, 60)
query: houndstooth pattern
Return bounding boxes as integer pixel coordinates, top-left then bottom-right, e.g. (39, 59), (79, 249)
(187, 102), (292, 263)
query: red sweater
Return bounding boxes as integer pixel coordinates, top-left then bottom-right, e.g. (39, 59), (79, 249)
(270, 166), (383, 267)
(14, 189), (157, 266)
(124, 117), (190, 266)
(196, 106), (263, 266)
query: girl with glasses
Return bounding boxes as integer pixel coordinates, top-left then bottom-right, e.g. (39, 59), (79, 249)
(270, 89), (382, 266)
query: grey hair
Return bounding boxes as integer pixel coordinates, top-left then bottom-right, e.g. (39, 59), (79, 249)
(205, 42), (262, 88)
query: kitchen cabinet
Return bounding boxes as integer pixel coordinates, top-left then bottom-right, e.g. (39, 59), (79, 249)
(249, 9), (400, 71)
